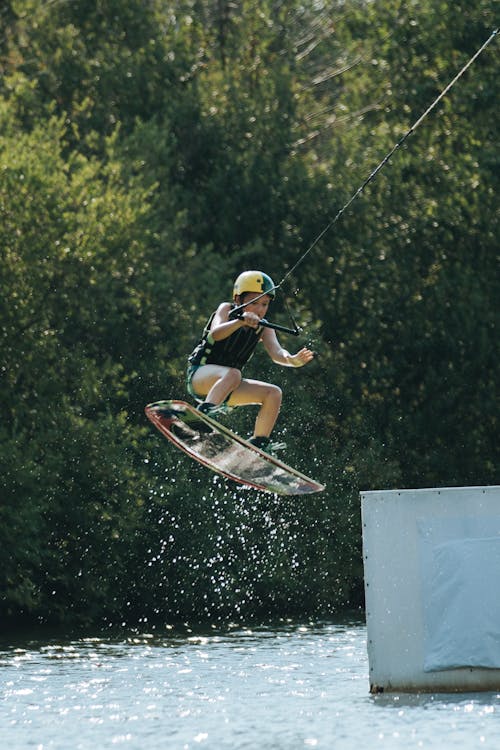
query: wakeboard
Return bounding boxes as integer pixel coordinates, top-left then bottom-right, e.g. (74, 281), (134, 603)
(145, 400), (325, 496)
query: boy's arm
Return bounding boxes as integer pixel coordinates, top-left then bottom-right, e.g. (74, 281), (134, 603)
(262, 328), (314, 367)
(209, 302), (261, 341)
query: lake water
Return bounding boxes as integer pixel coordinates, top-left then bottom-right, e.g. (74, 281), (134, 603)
(2, 620), (500, 749)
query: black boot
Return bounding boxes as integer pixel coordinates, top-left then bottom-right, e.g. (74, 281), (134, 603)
(248, 435), (271, 451)
(248, 436), (287, 456)
(197, 402), (220, 416)
(197, 401), (233, 416)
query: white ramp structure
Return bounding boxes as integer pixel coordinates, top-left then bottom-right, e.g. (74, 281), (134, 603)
(361, 485), (500, 692)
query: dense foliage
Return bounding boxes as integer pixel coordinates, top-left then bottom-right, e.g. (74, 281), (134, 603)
(1, 0), (498, 630)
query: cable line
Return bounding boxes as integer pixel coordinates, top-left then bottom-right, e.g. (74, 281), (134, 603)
(276, 27), (498, 291)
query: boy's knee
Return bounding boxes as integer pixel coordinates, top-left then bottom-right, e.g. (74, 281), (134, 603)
(268, 384), (282, 405)
(224, 368), (242, 389)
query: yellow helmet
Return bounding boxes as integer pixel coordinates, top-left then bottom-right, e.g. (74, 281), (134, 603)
(233, 271), (276, 300)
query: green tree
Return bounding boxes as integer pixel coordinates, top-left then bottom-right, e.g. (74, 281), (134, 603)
(0, 0), (498, 629)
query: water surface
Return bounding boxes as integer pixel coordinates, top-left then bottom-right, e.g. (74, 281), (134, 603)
(2, 621), (500, 749)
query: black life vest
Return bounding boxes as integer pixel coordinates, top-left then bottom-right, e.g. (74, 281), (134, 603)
(188, 305), (262, 370)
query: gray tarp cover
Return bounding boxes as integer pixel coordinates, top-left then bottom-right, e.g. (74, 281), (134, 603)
(420, 519), (500, 672)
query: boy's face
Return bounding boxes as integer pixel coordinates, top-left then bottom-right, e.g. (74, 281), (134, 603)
(239, 292), (271, 318)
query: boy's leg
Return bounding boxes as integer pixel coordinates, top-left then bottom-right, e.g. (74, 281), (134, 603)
(190, 365), (242, 406)
(228, 379), (282, 437)
(191, 368), (282, 437)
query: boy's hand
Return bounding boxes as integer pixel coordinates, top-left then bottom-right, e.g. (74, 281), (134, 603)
(241, 311), (261, 328)
(292, 347), (314, 366)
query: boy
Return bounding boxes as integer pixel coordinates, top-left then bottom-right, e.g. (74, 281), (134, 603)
(187, 271), (313, 452)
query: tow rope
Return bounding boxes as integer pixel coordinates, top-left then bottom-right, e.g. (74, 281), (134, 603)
(232, 27), (498, 334)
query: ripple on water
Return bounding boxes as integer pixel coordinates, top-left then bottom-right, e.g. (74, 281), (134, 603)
(1, 622), (500, 749)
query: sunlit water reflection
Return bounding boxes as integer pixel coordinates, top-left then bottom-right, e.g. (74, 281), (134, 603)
(2, 621), (500, 749)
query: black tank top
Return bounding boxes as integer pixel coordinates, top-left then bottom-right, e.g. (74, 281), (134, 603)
(188, 306), (262, 370)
